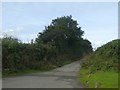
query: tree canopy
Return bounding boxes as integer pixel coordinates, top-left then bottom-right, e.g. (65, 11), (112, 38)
(35, 15), (92, 56)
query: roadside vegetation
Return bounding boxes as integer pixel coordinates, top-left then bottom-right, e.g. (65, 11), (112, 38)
(78, 39), (119, 88)
(2, 15), (92, 77)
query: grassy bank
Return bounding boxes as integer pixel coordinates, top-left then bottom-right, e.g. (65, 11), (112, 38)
(78, 40), (119, 88)
(3, 69), (43, 77)
(78, 68), (118, 88)
(3, 59), (74, 77)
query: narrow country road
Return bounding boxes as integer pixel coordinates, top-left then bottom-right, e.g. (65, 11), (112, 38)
(3, 60), (83, 88)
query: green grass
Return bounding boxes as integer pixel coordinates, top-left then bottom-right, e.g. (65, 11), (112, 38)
(62, 59), (74, 65)
(3, 69), (44, 77)
(78, 68), (118, 88)
(3, 60), (76, 77)
(3, 64), (59, 77)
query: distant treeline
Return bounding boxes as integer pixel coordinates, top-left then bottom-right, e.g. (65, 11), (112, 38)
(2, 15), (93, 74)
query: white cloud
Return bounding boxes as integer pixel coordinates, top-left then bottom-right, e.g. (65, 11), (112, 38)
(2, 26), (23, 37)
(9, 29), (14, 32)
(95, 41), (103, 46)
(16, 27), (23, 32)
(92, 40), (107, 51)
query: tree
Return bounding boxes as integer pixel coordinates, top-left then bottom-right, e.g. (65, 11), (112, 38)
(35, 15), (92, 59)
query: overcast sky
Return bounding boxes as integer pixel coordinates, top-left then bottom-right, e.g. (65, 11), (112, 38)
(2, 2), (118, 49)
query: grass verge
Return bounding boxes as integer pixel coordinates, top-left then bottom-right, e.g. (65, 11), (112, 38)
(3, 60), (76, 77)
(78, 68), (118, 88)
(3, 69), (44, 77)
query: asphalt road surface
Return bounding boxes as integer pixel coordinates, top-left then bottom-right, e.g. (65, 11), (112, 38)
(3, 60), (83, 88)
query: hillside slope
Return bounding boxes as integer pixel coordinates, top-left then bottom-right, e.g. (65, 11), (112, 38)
(81, 39), (119, 73)
(78, 39), (119, 88)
